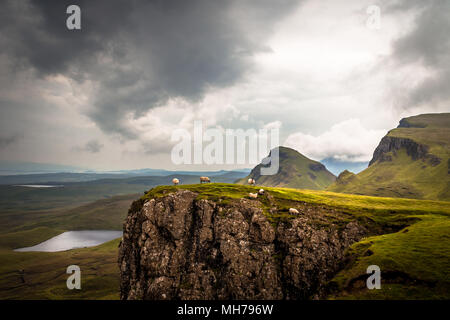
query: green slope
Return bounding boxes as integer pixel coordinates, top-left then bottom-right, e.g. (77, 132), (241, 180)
(1, 183), (449, 299)
(236, 146), (336, 189)
(141, 183), (450, 299)
(0, 239), (121, 299)
(329, 215), (450, 299)
(328, 113), (450, 201)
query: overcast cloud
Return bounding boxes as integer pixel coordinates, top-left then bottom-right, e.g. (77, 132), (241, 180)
(73, 140), (104, 154)
(0, 0), (448, 170)
(387, 0), (450, 109)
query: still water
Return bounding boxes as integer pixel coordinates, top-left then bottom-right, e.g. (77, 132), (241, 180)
(14, 230), (122, 252)
(14, 185), (64, 188)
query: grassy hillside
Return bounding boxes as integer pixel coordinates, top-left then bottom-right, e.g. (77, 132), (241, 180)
(236, 146), (336, 190)
(0, 193), (138, 237)
(1, 182), (449, 299)
(329, 215), (450, 299)
(0, 172), (246, 213)
(0, 194), (135, 299)
(328, 113), (450, 201)
(0, 239), (120, 299)
(142, 183), (450, 299)
(0, 172), (247, 300)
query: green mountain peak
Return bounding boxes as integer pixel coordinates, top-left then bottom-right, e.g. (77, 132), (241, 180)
(236, 146), (336, 190)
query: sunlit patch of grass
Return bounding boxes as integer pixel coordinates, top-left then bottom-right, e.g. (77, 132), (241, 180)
(143, 183), (450, 216)
(2, 182), (449, 300)
(141, 183), (450, 299)
(329, 215), (450, 299)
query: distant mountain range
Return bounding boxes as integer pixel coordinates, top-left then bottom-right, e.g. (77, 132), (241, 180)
(319, 157), (368, 176)
(0, 160), (251, 176)
(236, 146), (336, 189)
(0, 169), (250, 185)
(0, 172), (250, 214)
(0, 161), (85, 175)
(328, 113), (450, 201)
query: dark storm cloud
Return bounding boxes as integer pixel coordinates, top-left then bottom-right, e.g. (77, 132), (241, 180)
(0, 0), (300, 137)
(385, 0), (450, 108)
(0, 0), (132, 76)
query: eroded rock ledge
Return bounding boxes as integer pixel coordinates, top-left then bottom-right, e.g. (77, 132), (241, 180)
(369, 135), (440, 166)
(118, 190), (367, 300)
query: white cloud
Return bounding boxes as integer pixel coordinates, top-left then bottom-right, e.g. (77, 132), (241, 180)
(284, 119), (386, 162)
(263, 120), (282, 130)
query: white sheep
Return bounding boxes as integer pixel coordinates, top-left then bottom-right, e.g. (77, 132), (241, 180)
(248, 192), (258, 199)
(258, 189), (265, 195)
(289, 208), (299, 214)
(172, 178), (179, 185)
(200, 176), (211, 183)
(248, 178), (256, 185)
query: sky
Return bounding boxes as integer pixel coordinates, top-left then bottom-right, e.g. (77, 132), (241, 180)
(0, 0), (449, 171)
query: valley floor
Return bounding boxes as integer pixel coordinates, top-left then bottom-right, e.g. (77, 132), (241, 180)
(0, 183), (449, 299)
(0, 239), (120, 299)
(0, 193), (136, 299)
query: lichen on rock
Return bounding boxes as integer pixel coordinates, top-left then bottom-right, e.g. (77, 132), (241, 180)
(119, 189), (367, 300)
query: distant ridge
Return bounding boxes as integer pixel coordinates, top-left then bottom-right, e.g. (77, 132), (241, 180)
(319, 157), (368, 175)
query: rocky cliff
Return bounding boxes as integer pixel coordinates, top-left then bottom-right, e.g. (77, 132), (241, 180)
(369, 135), (440, 167)
(118, 188), (368, 300)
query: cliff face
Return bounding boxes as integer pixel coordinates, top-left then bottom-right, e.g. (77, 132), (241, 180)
(369, 135), (440, 167)
(119, 189), (367, 300)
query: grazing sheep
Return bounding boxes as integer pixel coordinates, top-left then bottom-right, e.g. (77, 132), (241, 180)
(172, 178), (179, 185)
(248, 178), (256, 185)
(289, 208), (299, 214)
(258, 189), (265, 195)
(248, 192), (258, 199)
(200, 176), (211, 183)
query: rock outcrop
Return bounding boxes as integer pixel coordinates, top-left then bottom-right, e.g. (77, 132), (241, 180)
(119, 189), (367, 300)
(369, 135), (440, 166)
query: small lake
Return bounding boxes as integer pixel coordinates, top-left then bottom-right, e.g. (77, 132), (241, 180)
(14, 185), (64, 188)
(14, 230), (122, 252)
